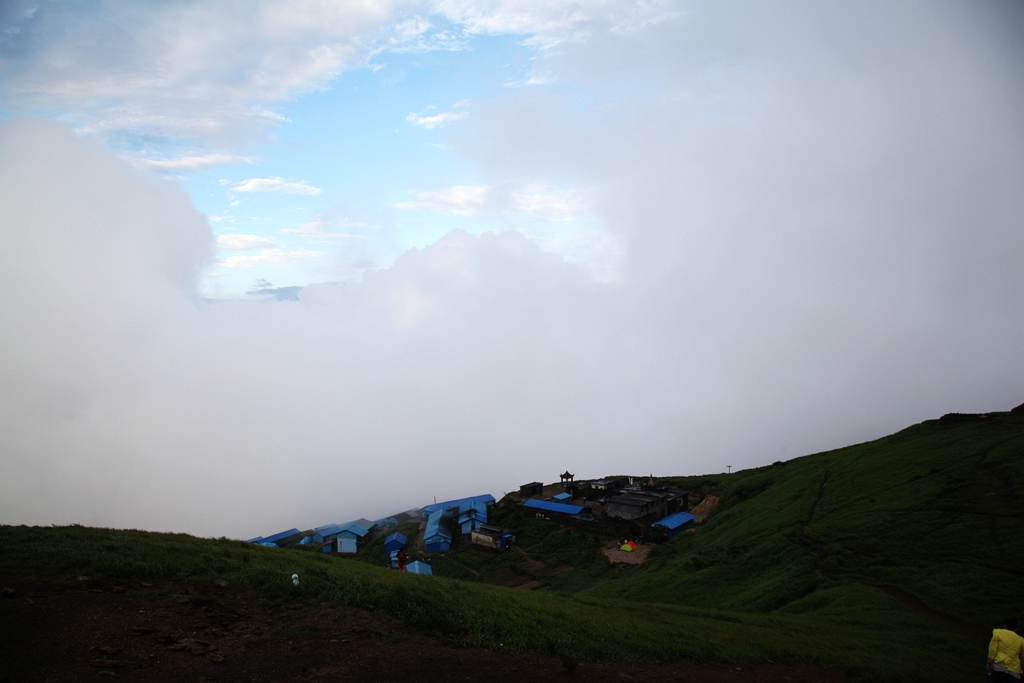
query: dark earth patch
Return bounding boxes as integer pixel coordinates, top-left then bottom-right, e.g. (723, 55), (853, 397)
(0, 574), (845, 682)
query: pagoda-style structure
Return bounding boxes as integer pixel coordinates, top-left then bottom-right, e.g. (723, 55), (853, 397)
(559, 470), (574, 490)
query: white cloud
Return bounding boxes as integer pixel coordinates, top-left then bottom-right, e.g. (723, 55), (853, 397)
(280, 221), (369, 239)
(231, 177), (322, 195)
(0, 1), (397, 145)
(510, 186), (589, 219)
(376, 15), (469, 54)
(432, 0), (681, 49)
(395, 183), (590, 219)
(216, 234), (275, 251)
(3, 3), (1024, 547)
(0, 1), (683, 148)
(135, 154), (252, 172)
(395, 185), (489, 215)
(406, 102), (469, 129)
(218, 248), (324, 268)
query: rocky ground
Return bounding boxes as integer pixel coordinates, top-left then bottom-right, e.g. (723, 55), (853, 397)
(0, 574), (846, 682)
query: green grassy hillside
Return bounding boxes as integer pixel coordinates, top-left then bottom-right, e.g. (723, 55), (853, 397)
(0, 523), (975, 682)
(2, 406), (1020, 682)
(587, 409), (1024, 632)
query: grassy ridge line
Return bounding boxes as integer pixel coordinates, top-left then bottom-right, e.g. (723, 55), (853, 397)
(588, 412), (1024, 628)
(0, 525), (971, 681)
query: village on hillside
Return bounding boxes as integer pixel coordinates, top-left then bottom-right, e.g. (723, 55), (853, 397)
(246, 472), (720, 579)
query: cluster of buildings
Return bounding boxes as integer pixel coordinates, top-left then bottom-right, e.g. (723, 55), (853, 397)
(246, 511), (418, 555)
(420, 493), (517, 552)
(245, 493), (511, 564)
(246, 471), (699, 568)
(516, 472), (695, 533)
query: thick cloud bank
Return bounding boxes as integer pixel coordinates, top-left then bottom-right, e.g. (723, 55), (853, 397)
(2, 2), (1024, 539)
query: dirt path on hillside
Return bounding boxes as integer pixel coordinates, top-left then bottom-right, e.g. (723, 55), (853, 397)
(691, 494), (719, 522)
(874, 585), (987, 642)
(0, 574), (847, 682)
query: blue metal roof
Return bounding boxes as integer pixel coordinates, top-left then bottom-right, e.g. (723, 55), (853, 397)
(385, 532), (407, 546)
(333, 519), (375, 537)
(523, 499), (583, 515)
(255, 528), (301, 544)
(343, 518), (376, 533)
(406, 561), (433, 575)
(652, 512), (696, 530)
(457, 500), (487, 525)
(312, 523), (344, 538)
(421, 494), (495, 517)
(553, 492), (572, 502)
(424, 509), (454, 541)
(458, 509), (487, 524)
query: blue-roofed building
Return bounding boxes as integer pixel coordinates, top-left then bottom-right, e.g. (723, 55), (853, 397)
(424, 509), (455, 552)
(302, 523), (345, 545)
(375, 517), (399, 531)
(249, 528), (303, 547)
(421, 494), (495, 518)
(523, 499), (583, 515)
(384, 532), (407, 554)
(406, 561), (433, 576)
(456, 500), (488, 534)
(651, 512), (696, 539)
(331, 518), (378, 554)
(385, 532), (407, 567)
(552, 492), (573, 505)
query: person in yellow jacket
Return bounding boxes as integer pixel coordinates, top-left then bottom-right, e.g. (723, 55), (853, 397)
(988, 617), (1024, 681)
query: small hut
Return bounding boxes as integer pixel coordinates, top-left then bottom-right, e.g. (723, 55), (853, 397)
(519, 482), (544, 497)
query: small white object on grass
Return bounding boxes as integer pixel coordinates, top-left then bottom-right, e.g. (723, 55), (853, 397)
(291, 573), (299, 586)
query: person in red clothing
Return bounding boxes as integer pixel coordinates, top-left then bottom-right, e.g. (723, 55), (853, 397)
(988, 617), (1024, 681)
(396, 549), (409, 572)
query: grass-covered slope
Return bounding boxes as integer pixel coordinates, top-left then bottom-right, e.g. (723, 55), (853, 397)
(0, 524), (976, 681)
(586, 409), (1024, 632)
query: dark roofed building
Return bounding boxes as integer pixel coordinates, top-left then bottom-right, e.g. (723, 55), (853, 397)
(664, 489), (690, 513)
(519, 482), (544, 497)
(471, 524), (515, 549)
(604, 491), (670, 520)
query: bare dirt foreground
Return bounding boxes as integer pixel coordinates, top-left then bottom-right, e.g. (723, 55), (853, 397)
(0, 575), (845, 683)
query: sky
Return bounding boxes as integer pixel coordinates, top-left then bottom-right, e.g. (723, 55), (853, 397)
(1, 1), (1022, 539)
